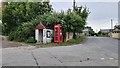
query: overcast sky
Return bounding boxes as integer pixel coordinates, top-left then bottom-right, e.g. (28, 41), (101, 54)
(50, 1), (119, 32)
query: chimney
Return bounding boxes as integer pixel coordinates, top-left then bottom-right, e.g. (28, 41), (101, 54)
(111, 19), (113, 29)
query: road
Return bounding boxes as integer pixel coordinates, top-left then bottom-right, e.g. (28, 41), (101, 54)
(2, 37), (118, 66)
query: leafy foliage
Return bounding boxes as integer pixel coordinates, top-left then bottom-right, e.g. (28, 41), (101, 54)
(2, 2), (52, 35)
(4, 2), (90, 43)
(98, 31), (109, 37)
(26, 37), (37, 43)
(34, 6), (90, 39)
(8, 19), (39, 42)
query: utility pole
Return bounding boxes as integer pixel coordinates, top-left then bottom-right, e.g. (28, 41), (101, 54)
(73, 0), (76, 11)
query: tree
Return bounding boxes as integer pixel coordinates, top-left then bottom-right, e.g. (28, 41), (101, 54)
(89, 29), (95, 36)
(6, 2), (90, 42)
(36, 6), (90, 39)
(2, 2), (52, 35)
(76, 6), (90, 21)
(63, 6), (90, 39)
(8, 19), (40, 42)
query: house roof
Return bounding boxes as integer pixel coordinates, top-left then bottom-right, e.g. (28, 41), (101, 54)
(112, 25), (120, 32)
(114, 25), (120, 29)
(36, 24), (46, 29)
(83, 29), (89, 32)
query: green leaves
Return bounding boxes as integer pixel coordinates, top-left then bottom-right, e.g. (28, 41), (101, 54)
(8, 20), (38, 42)
(37, 6), (89, 34)
(2, 2), (52, 35)
(4, 2), (90, 41)
(63, 12), (83, 33)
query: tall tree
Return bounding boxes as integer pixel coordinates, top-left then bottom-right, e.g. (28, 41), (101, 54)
(2, 2), (52, 35)
(64, 6), (90, 39)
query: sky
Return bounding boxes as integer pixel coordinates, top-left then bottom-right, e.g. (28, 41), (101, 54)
(50, 1), (119, 32)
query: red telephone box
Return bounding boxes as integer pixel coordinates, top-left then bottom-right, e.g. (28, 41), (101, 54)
(54, 24), (63, 43)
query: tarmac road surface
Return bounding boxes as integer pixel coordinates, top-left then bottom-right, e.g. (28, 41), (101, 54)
(2, 37), (118, 66)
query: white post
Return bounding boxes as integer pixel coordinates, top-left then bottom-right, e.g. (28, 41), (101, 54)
(35, 29), (39, 43)
(43, 29), (47, 43)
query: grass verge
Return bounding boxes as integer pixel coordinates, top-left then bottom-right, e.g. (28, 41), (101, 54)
(34, 36), (86, 47)
(3, 35), (86, 48)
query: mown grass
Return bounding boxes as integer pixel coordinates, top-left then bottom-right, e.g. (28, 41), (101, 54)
(34, 36), (86, 47)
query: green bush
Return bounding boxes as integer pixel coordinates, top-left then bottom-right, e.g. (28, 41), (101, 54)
(7, 20), (39, 43)
(26, 37), (37, 43)
(8, 31), (26, 42)
(98, 31), (109, 37)
(8, 32), (14, 41)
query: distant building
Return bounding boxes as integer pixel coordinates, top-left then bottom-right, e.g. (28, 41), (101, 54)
(99, 29), (113, 37)
(82, 26), (94, 36)
(100, 29), (112, 33)
(111, 25), (120, 38)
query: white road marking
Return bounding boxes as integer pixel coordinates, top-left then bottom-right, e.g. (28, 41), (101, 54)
(109, 58), (114, 60)
(100, 58), (105, 60)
